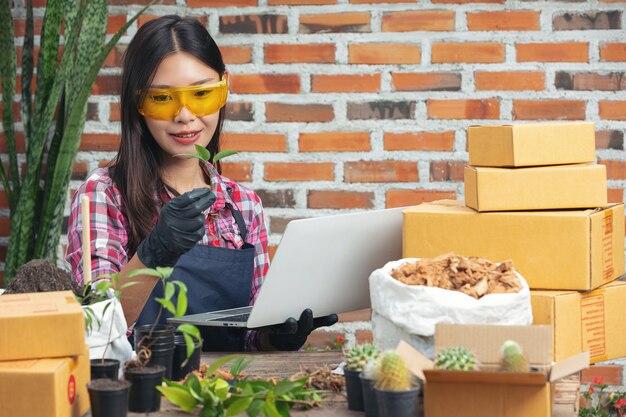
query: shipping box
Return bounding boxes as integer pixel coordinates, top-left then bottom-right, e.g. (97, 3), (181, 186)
(0, 347), (90, 417)
(0, 291), (85, 361)
(397, 324), (588, 417)
(464, 164), (607, 212)
(403, 200), (624, 290)
(467, 122), (596, 167)
(531, 280), (626, 364)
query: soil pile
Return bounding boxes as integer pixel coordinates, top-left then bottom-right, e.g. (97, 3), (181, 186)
(3, 259), (82, 297)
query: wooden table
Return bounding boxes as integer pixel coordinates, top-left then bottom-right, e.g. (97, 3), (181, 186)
(127, 351), (366, 417)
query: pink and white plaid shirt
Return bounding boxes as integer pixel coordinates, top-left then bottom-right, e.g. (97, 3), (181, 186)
(65, 161), (269, 349)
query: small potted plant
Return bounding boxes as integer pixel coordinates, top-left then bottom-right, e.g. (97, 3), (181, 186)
(343, 343), (381, 411)
(360, 357), (382, 417)
(124, 266), (202, 413)
(374, 350), (419, 417)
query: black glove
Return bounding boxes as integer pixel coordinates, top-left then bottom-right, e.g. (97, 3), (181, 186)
(262, 309), (338, 351)
(137, 188), (216, 268)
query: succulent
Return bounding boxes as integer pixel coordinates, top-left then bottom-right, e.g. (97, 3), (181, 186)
(500, 340), (529, 372)
(435, 346), (479, 371)
(361, 357), (381, 380)
(375, 350), (412, 391)
(345, 343), (381, 372)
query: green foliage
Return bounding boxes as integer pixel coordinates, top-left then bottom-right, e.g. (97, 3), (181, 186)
(580, 377), (626, 417)
(500, 340), (529, 373)
(158, 355), (323, 417)
(435, 346), (478, 371)
(375, 350), (412, 391)
(344, 343), (381, 372)
(174, 144), (238, 164)
(1, 0), (155, 285)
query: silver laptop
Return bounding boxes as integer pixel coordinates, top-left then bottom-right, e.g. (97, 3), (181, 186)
(168, 206), (404, 329)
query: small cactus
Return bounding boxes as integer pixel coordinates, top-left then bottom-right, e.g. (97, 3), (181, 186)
(375, 350), (412, 391)
(361, 357), (381, 380)
(500, 340), (529, 372)
(435, 346), (478, 371)
(345, 344), (381, 372)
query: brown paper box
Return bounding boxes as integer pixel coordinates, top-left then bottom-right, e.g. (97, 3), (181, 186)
(402, 200), (625, 291)
(531, 280), (626, 364)
(397, 324), (589, 417)
(0, 291), (85, 361)
(464, 164), (607, 212)
(0, 346), (90, 417)
(468, 122), (596, 167)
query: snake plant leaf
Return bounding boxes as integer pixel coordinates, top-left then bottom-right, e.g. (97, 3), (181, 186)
(21, 0), (34, 144)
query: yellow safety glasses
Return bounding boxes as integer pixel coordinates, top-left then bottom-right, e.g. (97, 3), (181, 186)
(138, 76), (228, 121)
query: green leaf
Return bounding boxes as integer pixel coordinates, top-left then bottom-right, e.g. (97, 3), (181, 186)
(156, 266), (174, 279)
(226, 396), (254, 417)
(164, 282), (175, 301)
(261, 399), (282, 417)
(273, 380), (304, 396)
(127, 268), (163, 278)
(119, 281), (141, 290)
(195, 144), (212, 161)
(214, 378), (230, 401)
(213, 150), (238, 163)
(174, 281), (188, 317)
(247, 399), (264, 417)
(157, 385), (199, 412)
(231, 356), (254, 378)
(204, 354), (242, 377)
(154, 297), (176, 315)
(177, 324), (202, 343)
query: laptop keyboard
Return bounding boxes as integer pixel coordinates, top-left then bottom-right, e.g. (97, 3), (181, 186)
(208, 313), (249, 322)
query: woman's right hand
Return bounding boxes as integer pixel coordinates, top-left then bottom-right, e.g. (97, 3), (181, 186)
(137, 188), (216, 268)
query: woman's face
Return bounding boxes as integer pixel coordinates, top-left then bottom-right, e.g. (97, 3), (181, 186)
(142, 52), (222, 157)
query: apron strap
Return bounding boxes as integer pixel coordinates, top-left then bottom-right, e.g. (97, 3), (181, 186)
(226, 202), (249, 242)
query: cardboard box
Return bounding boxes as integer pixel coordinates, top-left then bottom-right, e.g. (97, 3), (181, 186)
(403, 200), (624, 290)
(464, 164), (607, 212)
(398, 324), (588, 417)
(0, 291), (85, 361)
(0, 347), (90, 417)
(468, 122), (596, 167)
(531, 280), (626, 364)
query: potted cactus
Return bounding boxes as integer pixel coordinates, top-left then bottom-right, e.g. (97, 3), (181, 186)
(343, 343), (381, 411)
(360, 357), (382, 417)
(434, 346), (479, 371)
(500, 340), (529, 372)
(374, 350), (419, 417)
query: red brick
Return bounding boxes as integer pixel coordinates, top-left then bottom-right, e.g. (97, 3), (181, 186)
(71, 161), (89, 181)
(608, 188), (623, 204)
(311, 74), (380, 93)
(433, 0), (503, 2)
(229, 74), (300, 94)
(344, 161), (418, 183)
(355, 330), (373, 344)
(0, 192), (8, 209)
(0, 131), (26, 153)
(475, 71), (545, 91)
(513, 100), (586, 120)
(221, 162), (252, 182)
(103, 45), (125, 68)
(269, 0), (335, 3)
(222, 133), (287, 152)
(16, 45), (39, 68)
(386, 190), (457, 208)
(80, 134), (120, 151)
(110, 103), (121, 122)
(0, 217), (9, 236)
(384, 131), (455, 151)
(338, 309), (371, 322)
(299, 132), (371, 152)
(432, 42), (504, 63)
(516, 43), (588, 62)
(300, 12), (370, 34)
(264, 162), (334, 181)
(600, 43), (626, 62)
(349, 43), (420, 64)
(265, 44), (335, 64)
(91, 74), (122, 95)
(305, 331), (346, 349)
(596, 129), (623, 150)
(188, 0), (257, 6)
(107, 15), (127, 35)
(221, 46), (253, 64)
(220, 15), (287, 34)
(428, 99), (500, 119)
(265, 103), (334, 122)
(468, 11), (540, 31)
(430, 160), (465, 181)
(0, 101), (22, 122)
(14, 18), (43, 37)
(0, 246), (5, 263)
(382, 10), (455, 32)
(307, 190), (374, 209)
(599, 101), (626, 120)
(99, 160), (114, 168)
(599, 160), (626, 180)
(351, 0), (414, 3)
(581, 365), (622, 385)
(392, 72), (461, 92)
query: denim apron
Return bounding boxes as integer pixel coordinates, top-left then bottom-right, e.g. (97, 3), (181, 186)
(135, 202), (255, 351)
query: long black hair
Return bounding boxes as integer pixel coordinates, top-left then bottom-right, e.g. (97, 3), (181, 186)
(110, 15), (226, 255)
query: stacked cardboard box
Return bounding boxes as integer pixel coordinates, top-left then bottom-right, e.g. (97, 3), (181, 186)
(402, 121), (626, 363)
(0, 291), (90, 417)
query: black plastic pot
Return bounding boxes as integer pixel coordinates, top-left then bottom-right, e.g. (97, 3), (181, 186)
(172, 334), (201, 381)
(148, 346), (175, 380)
(90, 359), (120, 381)
(344, 368), (364, 411)
(125, 365), (166, 413)
(374, 386), (420, 417)
(134, 324), (176, 379)
(360, 375), (379, 417)
(88, 378), (130, 417)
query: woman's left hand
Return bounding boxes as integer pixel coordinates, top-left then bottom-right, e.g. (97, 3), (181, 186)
(259, 309), (338, 351)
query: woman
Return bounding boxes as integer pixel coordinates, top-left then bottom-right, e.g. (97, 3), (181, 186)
(66, 15), (336, 351)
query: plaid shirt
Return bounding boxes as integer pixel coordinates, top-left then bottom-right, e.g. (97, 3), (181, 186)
(65, 162), (269, 350)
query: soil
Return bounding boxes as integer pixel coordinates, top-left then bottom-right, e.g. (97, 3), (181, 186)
(390, 253), (522, 299)
(3, 259), (82, 297)
(87, 379), (129, 390)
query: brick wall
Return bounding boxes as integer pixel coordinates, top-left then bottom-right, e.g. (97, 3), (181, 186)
(3, 1), (626, 359)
